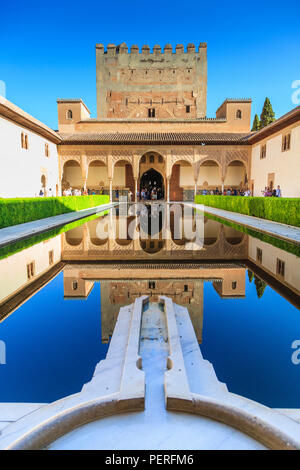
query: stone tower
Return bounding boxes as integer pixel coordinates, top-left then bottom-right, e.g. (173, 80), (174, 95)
(95, 43), (207, 119)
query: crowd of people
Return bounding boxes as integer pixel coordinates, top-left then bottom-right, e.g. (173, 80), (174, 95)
(200, 185), (282, 197)
(200, 187), (252, 196)
(61, 187), (106, 196)
(139, 186), (163, 201)
(42, 184), (283, 199)
(261, 185), (282, 197)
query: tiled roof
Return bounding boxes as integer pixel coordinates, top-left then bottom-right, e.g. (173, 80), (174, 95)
(0, 97), (61, 144)
(59, 132), (251, 145)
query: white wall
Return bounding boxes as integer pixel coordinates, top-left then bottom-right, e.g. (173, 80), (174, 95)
(87, 165), (108, 187)
(251, 123), (300, 197)
(0, 116), (59, 198)
(197, 165), (220, 186)
(0, 235), (62, 306)
(248, 237), (300, 294)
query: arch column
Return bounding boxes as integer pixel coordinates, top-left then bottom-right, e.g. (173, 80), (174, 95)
(109, 178), (113, 202)
(221, 177), (225, 194)
(167, 177), (170, 203)
(134, 178), (138, 202)
(81, 153), (88, 191)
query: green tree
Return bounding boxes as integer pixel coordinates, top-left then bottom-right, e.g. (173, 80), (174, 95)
(248, 270), (254, 283)
(251, 114), (260, 131)
(260, 97), (275, 129)
(254, 275), (267, 299)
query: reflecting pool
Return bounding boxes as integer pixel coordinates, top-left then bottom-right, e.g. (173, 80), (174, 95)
(0, 203), (299, 407)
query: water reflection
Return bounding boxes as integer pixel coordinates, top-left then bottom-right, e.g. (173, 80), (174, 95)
(0, 203), (299, 406)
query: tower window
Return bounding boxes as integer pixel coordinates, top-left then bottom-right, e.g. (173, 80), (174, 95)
(21, 133), (29, 149)
(232, 281), (237, 290)
(148, 108), (155, 118)
(27, 262), (35, 280)
(49, 250), (54, 265)
(282, 133), (291, 152)
(45, 143), (49, 157)
(186, 105), (191, 113)
(260, 144), (266, 159)
(236, 109), (242, 119)
(148, 281), (156, 289)
(276, 259), (285, 277)
(66, 109), (73, 119)
(72, 281), (78, 291)
(257, 247), (263, 263)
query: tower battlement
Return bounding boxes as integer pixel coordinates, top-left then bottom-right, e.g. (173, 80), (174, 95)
(96, 42), (207, 120)
(95, 43), (207, 55)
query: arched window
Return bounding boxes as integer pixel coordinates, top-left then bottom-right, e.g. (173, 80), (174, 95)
(45, 143), (49, 157)
(236, 109), (242, 119)
(67, 109), (73, 119)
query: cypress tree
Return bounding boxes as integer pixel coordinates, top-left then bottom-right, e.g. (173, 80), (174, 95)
(248, 270), (254, 283)
(251, 114), (260, 131)
(254, 276), (267, 299)
(260, 97), (275, 129)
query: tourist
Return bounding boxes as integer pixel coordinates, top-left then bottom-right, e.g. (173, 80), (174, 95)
(115, 188), (119, 200)
(39, 189), (44, 197)
(128, 190), (133, 202)
(227, 188), (231, 195)
(276, 185), (282, 197)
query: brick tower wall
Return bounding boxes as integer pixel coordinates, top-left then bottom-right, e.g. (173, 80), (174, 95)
(96, 43), (207, 120)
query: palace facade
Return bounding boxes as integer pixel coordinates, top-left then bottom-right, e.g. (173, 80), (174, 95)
(0, 42), (299, 199)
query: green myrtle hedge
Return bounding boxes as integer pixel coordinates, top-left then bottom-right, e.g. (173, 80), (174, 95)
(194, 195), (300, 227)
(0, 195), (110, 229)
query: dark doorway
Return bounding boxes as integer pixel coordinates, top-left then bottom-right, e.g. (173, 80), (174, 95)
(140, 169), (164, 200)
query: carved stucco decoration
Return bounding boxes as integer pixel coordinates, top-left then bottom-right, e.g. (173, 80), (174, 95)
(60, 151), (82, 166)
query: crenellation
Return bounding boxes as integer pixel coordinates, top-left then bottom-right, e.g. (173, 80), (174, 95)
(96, 43), (208, 55)
(141, 45), (150, 55)
(164, 44), (173, 54)
(187, 43), (195, 53)
(175, 44), (184, 54)
(131, 44), (139, 54)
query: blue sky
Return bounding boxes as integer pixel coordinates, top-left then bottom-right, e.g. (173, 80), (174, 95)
(1, 0), (300, 129)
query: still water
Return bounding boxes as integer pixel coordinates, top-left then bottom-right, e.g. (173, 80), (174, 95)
(0, 203), (299, 407)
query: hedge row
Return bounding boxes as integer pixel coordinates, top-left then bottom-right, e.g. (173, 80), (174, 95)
(194, 195), (300, 227)
(0, 195), (110, 229)
(203, 212), (300, 257)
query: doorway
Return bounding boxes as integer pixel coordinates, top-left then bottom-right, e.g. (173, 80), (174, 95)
(140, 169), (164, 200)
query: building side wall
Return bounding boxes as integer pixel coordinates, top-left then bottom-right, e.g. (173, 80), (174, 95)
(0, 236), (62, 307)
(250, 122), (300, 197)
(0, 116), (60, 198)
(248, 237), (300, 295)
